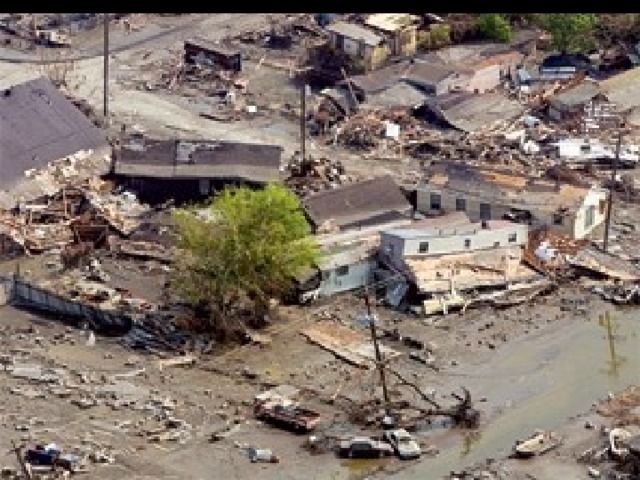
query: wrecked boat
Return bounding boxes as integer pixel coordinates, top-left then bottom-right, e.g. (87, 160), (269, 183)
(513, 430), (562, 458)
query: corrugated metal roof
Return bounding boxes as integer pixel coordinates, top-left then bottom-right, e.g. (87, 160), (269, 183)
(0, 76), (109, 190)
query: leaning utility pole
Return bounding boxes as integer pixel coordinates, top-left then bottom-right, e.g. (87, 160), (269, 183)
(363, 286), (390, 406)
(603, 129), (623, 252)
(103, 13), (110, 122)
(300, 83), (307, 164)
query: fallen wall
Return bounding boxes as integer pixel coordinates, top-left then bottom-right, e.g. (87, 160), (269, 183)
(0, 274), (132, 334)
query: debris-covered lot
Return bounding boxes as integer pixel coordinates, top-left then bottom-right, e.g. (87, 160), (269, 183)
(0, 12), (639, 480)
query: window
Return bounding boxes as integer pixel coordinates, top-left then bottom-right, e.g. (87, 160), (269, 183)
(508, 233), (517, 243)
(464, 238), (471, 249)
(585, 205), (596, 229)
(336, 265), (349, 277)
(456, 197), (466, 212)
(430, 193), (441, 210)
(418, 241), (429, 254)
(480, 203), (492, 220)
(553, 213), (563, 225)
(321, 271), (330, 280)
(494, 241), (501, 248)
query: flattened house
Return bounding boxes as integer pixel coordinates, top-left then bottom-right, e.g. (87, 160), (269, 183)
(0, 76), (110, 208)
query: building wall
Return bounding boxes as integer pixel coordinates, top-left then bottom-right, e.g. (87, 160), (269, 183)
(394, 26), (417, 56)
(381, 224), (527, 265)
(573, 188), (608, 238)
(465, 64), (501, 94)
(318, 259), (377, 296)
(416, 186), (599, 239)
(328, 33), (389, 71)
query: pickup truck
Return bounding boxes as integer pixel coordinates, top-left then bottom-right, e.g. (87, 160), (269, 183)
(254, 402), (321, 433)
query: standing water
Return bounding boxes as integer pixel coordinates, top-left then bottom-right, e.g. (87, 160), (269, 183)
(387, 309), (640, 479)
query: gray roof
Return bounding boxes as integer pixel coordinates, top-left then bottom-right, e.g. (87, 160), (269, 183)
(425, 92), (525, 133)
(0, 76), (109, 190)
(325, 22), (384, 47)
(303, 175), (412, 230)
(599, 67), (640, 110)
(366, 82), (430, 109)
(115, 139), (283, 184)
(341, 61), (412, 94)
(403, 62), (464, 87)
(548, 82), (601, 110)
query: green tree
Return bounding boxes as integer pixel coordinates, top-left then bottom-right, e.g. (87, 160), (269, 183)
(171, 184), (319, 341)
(535, 13), (598, 52)
(478, 14), (512, 42)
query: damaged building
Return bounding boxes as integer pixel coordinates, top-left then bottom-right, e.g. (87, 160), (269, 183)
(363, 14), (420, 57)
(324, 21), (389, 72)
(0, 76), (111, 209)
(183, 37), (242, 72)
(416, 163), (608, 240)
(112, 138), (283, 204)
(379, 213), (540, 315)
(301, 175), (413, 233)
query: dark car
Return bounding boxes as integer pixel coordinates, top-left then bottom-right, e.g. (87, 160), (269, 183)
(338, 437), (394, 459)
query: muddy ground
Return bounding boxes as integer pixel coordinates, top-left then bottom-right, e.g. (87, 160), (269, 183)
(0, 13), (638, 479)
(0, 250), (638, 479)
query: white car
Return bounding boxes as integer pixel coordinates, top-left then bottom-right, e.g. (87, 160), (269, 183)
(383, 429), (421, 460)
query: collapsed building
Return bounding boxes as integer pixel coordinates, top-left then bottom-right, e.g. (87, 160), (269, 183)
(0, 76), (111, 211)
(378, 213), (543, 315)
(415, 163), (609, 240)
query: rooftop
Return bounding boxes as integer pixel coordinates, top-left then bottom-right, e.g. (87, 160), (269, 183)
(366, 81), (429, 109)
(302, 175), (412, 231)
(421, 163), (602, 213)
(0, 76), (109, 190)
(324, 22), (385, 47)
(115, 139), (283, 184)
(384, 218), (521, 240)
(364, 13), (419, 33)
(402, 62), (466, 86)
(599, 67), (640, 110)
(425, 92), (525, 133)
(548, 81), (601, 109)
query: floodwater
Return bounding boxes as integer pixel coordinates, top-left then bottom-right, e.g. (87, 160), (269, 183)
(388, 308), (640, 479)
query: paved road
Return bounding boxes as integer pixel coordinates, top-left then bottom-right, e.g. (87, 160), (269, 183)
(0, 14), (237, 64)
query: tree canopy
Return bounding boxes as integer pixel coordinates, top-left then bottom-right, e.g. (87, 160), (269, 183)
(478, 14), (512, 43)
(171, 184), (319, 340)
(534, 14), (598, 52)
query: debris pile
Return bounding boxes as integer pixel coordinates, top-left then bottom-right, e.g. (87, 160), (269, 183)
(285, 155), (360, 197)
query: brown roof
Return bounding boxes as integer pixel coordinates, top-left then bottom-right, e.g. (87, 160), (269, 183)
(0, 76), (109, 190)
(423, 163), (600, 214)
(303, 175), (412, 230)
(115, 139), (283, 184)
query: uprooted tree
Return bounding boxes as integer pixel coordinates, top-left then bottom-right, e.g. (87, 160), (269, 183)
(170, 184), (319, 341)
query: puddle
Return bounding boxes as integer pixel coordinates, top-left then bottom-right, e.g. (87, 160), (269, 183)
(387, 309), (640, 479)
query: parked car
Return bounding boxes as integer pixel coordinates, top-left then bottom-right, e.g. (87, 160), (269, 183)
(338, 436), (394, 459)
(383, 429), (422, 459)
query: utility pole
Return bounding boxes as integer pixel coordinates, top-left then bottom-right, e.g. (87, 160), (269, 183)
(363, 286), (390, 406)
(300, 83), (307, 165)
(103, 13), (110, 123)
(603, 128), (623, 252)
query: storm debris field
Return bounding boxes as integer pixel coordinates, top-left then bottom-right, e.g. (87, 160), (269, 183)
(0, 11), (639, 480)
